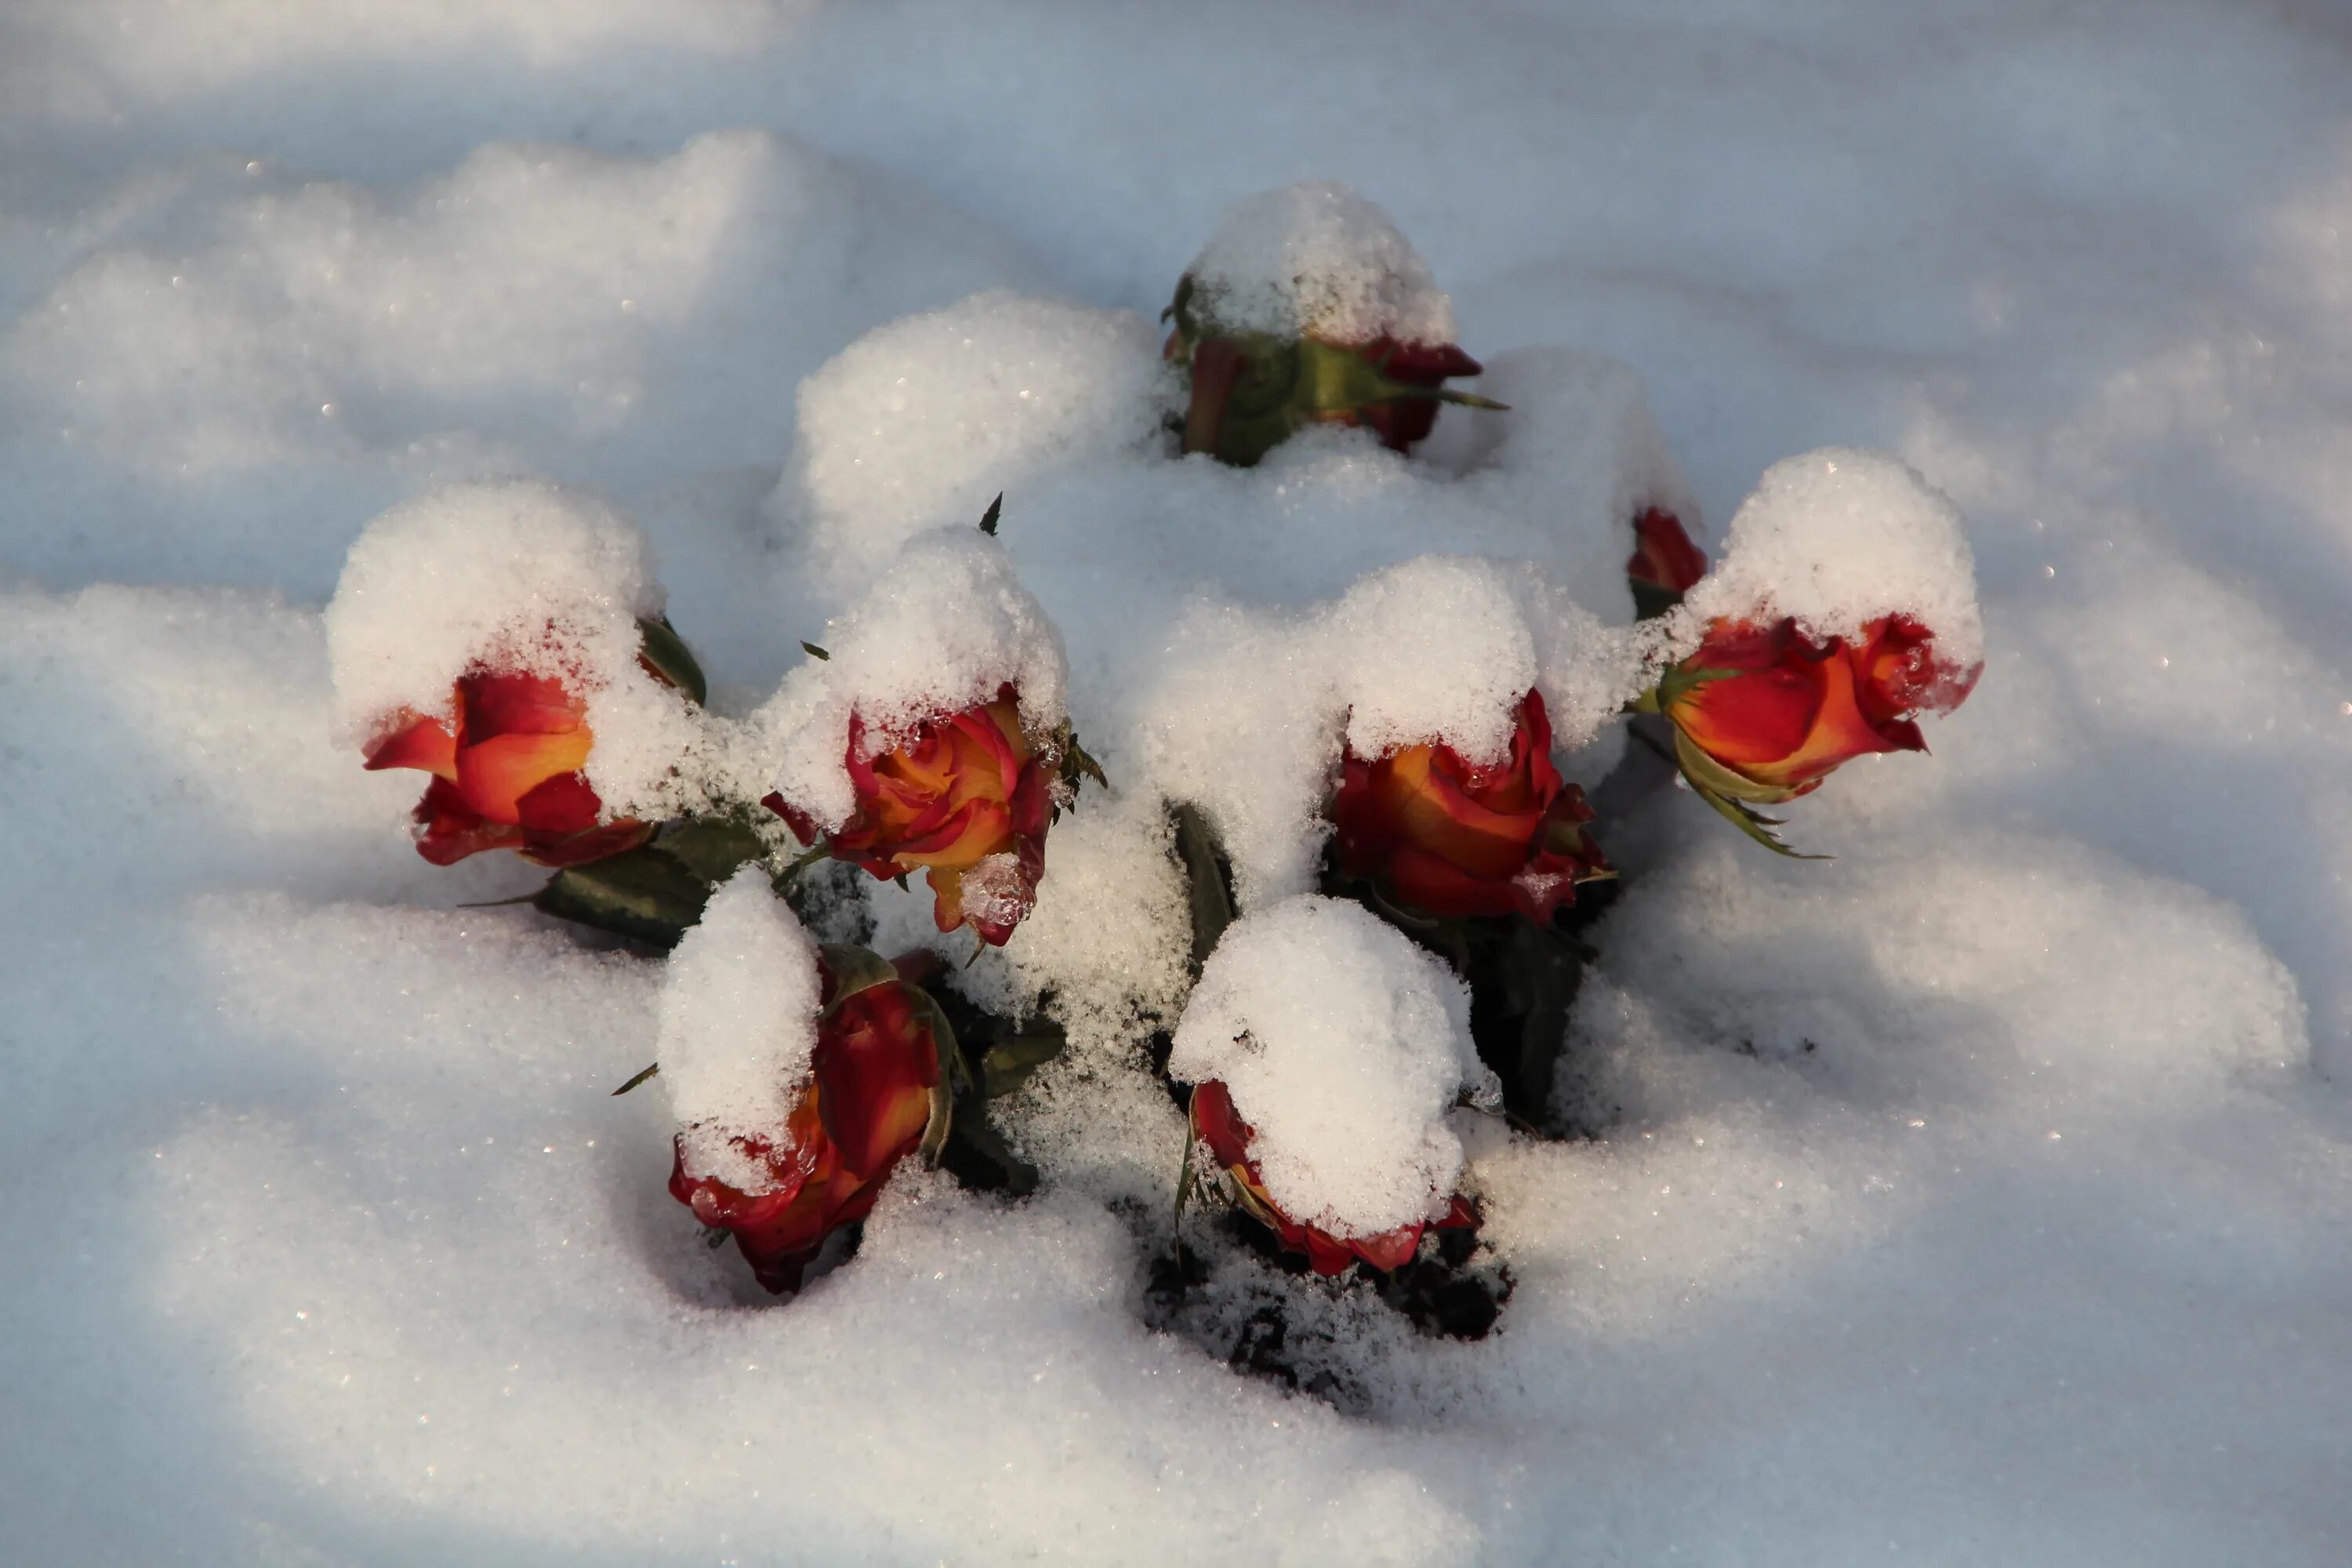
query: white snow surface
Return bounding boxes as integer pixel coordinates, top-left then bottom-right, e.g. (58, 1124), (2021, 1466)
(1182, 180), (1459, 345)
(7, 4), (2352, 1566)
(656, 868), (825, 1195)
(1683, 447), (1987, 670)
(1169, 896), (1491, 1236)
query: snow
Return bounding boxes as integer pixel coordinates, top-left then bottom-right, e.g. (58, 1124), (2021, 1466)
(656, 868), (824, 1194)
(6, 3), (2352, 1566)
(1180, 180), (1459, 345)
(1682, 446), (1986, 667)
(1168, 896), (1491, 1236)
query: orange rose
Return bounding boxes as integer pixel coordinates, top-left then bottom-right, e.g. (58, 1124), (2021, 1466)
(764, 684), (1054, 946)
(1330, 688), (1610, 924)
(1628, 505), (1707, 615)
(669, 953), (948, 1294)
(1662, 615), (1982, 804)
(1190, 1080), (1476, 1276)
(363, 670), (655, 868)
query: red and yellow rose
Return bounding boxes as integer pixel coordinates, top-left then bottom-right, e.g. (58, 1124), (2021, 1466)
(670, 952), (948, 1294)
(1660, 615), (1982, 803)
(1331, 688), (1610, 924)
(1190, 1080), (1476, 1276)
(363, 669), (655, 868)
(765, 684), (1054, 946)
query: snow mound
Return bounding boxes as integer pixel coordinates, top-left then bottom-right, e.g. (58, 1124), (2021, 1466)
(1168, 895), (1492, 1237)
(1686, 448), (1984, 667)
(780, 292), (1173, 590)
(657, 868), (823, 1195)
(1182, 180), (1458, 345)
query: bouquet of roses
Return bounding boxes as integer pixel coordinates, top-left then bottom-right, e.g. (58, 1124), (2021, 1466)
(327, 182), (1981, 1359)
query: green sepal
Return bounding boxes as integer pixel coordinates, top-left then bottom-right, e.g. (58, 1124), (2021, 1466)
(611, 1062), (661, 1097)
(977, 492), (1003, 536)
(635, 616), (707, 706)
(978, 1020), (1068, 1101)
(902, 982), (960, 1170)
(1670, 723), (1803, 808)
(818, 943), (900, 1009)
(1671, 731), (1831, 859)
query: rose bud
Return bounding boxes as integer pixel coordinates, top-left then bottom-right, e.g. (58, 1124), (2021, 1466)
(670, 947), (952, 1294)
(764, 684), (1055, 946)
(362, 670), (650, 868)
(1330, 688), (1610, 924)
(1164, 278), (1496, 469)
(1189, 1080), (1476, 1276)
(1627, 505), (1708, 619)
(1658, 614), (1983, 806)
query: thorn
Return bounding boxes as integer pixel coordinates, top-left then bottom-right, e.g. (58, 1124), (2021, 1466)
(978, 493), (1004, 536)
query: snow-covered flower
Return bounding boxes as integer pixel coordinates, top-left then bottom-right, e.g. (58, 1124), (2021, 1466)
(362, 662), (668, 868)
(670, 945), (952, 1294)
(766, 684), (1057, 946)
(1658, 615), (1981, 805)
(1330, 688), (1610, 924)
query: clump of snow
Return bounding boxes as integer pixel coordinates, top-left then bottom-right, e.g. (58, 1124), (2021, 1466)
(1181, 180), (1458, 346)
(743, 526), (1070, 833)
(778, 292), (1174, 591)
(656, 867), (823, 1194)
(1683, 448), (1984, 668)
(1167, 896), (1493, 1237)
(326, 478), (659, 739)
(325, 477), (714, 819)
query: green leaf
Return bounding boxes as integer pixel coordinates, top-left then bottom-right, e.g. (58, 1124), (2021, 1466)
(978, 1020), (1068, 1100)
(655, 815), (769, 884)
(800, 641), (830, 661)
(533, 843), (717, 949)
(1172, 804), (1236, 975)
(635, 617), (708, 706)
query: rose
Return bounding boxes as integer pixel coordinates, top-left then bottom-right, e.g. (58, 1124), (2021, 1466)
(363, 670), (656, 868)
(1189, 1080), (1476, 1276)
(1330, 688), (1610, 924)
(1163, 277), (1494, 467)
(1627, 505), (1707, 617)
(764, 685), (1054, 947)
(670, 951), (949, 1294)
(1660, 615), (1982, 804)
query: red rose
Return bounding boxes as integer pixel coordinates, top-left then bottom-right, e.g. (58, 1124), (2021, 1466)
(1331, 688), (1610, 924)
(1628, 506), (1708, 607)
(670, 955), (947, 1294)
(764, 686), (1054, 946)
(1190, 1080), (1475, 1276)
(1663, 615), (1982, 803)
(363, 670), (655, 868)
